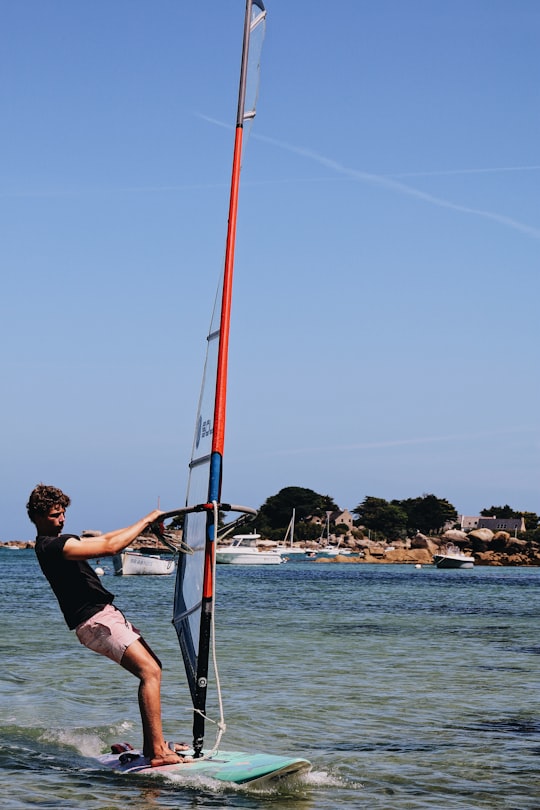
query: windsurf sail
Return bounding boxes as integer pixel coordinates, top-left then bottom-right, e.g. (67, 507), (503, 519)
(172, 0), (267, 759)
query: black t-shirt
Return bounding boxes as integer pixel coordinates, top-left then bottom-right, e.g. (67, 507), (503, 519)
(35, 533), (115, 630)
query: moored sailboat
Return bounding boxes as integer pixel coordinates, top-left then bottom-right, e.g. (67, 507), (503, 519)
(315, 510), (351, 558)
(274, 509), (315, 561)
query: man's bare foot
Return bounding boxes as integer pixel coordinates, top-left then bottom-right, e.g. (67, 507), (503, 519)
(143, 740), (190, 758)
(149, 741), (193, 767)
(150, 751), (192, 768)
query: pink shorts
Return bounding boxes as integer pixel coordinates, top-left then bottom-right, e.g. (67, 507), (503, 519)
(75, 605), (141, 664)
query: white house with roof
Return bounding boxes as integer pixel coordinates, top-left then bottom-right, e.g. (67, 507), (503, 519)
(331, 509), (354, 529)
(459, 514), (525, 533)
(478, 516), (525, 533)
(460, 515), (480, 531)
(307, 509), (354, 529)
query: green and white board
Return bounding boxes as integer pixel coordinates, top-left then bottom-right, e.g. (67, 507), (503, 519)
(97, 748), (311, 787)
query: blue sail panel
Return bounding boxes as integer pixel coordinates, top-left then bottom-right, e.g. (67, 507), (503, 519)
(172, 508), (207, 702)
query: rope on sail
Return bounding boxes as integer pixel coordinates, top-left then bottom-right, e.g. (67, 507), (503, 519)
(210, 500), (226, 752)
(164, 502), (256, 753)
(191, 500), (227, 755)
(187, 501), (227, 755)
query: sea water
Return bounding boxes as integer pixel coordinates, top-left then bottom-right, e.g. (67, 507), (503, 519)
(1, 548), (539, 809)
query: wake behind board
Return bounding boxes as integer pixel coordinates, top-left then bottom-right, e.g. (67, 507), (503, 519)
(97, 748), (311, 787)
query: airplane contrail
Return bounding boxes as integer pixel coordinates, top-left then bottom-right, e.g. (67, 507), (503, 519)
(392, 165), (540, 178)
(261, 426), (535, 458)
(197, 113), (540, 238)
(7, 111), (539, 241)
(251, 130), (540, 239)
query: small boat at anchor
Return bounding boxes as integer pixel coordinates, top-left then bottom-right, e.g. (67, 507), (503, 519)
(314, 511), (351, 558)
(112, 550), (175, 576)
(433, 543), (474, 569)
(216, 533), (285, 565)
(315, 543), (352, 558)
(274, 509), (315, 561)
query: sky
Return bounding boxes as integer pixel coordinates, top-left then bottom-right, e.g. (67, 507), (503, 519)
(2, 0), (539, 540)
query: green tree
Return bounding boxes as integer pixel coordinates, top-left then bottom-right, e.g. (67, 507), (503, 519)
(397, 494), (457, 535)
(524, 527), (540, 544)
(480, 504), (519, 518)
(522, 512), (539, 531)
(293, 521), (325, 542)
(257, 486), (338, 536)
(353, 496), (407, 538)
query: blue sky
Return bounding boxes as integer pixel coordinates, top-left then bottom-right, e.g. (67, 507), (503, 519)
(2, 1), (539, 540)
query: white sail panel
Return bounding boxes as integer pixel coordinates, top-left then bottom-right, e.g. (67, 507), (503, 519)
(172, 280), (222, 700)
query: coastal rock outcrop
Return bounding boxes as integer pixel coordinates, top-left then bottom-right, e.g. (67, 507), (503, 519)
(442, 529), (468, 544)
(410, 534), (438, 554)
(468, 528), (494, 543)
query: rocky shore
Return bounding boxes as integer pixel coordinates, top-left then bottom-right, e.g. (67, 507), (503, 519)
(307, 527), (540, 566)
(0, 530), (176, 553)
(1, 541), (35, 549)
(3, 526), (540, 566)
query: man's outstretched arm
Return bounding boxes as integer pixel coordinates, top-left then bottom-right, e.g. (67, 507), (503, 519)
(62, 510), (163, 560)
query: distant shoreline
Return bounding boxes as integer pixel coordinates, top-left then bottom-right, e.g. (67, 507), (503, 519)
(0, 541), (34, 549)
(2, 540), (539, 567)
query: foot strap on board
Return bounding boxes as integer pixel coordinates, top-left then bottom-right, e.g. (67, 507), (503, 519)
(111, 742), (134, 754)
(119, 751), (141, 764)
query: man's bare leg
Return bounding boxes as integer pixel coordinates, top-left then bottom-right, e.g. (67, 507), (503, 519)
(120, 638), (187, 766)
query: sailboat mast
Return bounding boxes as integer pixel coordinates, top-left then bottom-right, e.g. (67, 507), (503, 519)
(213, 0), (261, 459)
(192, 0), (266, 758)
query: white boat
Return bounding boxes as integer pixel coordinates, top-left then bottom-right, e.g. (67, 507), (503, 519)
(277, 547), (314, 561)
(274, 509), (314, 561)
(433, 543), (474, 569)
(314, 511), (351, 557)
(216, 533), (284, 565)
(316, 544), (352, 558)
(112, 550), (175, 576)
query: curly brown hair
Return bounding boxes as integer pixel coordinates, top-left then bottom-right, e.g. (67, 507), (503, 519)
(26, 484), (71, 523)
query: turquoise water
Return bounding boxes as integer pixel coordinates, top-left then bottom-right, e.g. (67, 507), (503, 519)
(1, 548), (539, 809)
